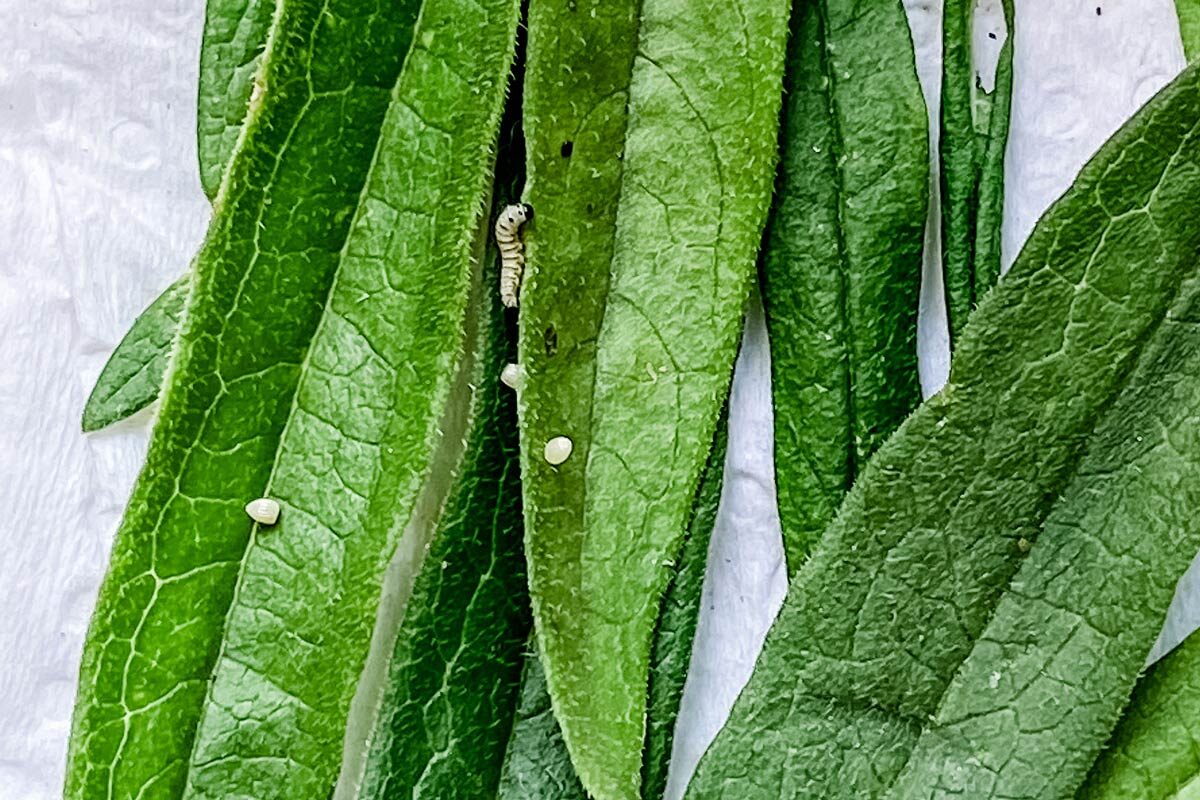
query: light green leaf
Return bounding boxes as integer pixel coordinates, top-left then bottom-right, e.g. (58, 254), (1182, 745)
(941, 0), (1014, 338)
(761, 0), (927, 570)
(197, 0), (276, 198)
(82, 277), (188, 432)
(65, 0), (521, 797)
(1080, 629), (1200, 799)
(642, 418), (726, 799)
(1178, 0), (1200, 62)
(517, 0), (789, 796)
(686, 62), (1200, 799)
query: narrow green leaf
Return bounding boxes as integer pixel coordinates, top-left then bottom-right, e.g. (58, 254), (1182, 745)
(498, 419), (727, 800)
(83, 0), (277, 432)
(687, 62), (1200, 799)
(497, 647), (589, 800)
(1079, 630), (1200, 799)
(354, 203), (529, 799)
(66, 1), (520, 797)
(941, 0), (1015, 338)
(643, 419), (727, 800)
(1178, 0), (1200, 61)
(518, 0), (789, 795)
(761, 0), (927, 570)
(197, 0), (276, 198)
(82, 277), (188, 432)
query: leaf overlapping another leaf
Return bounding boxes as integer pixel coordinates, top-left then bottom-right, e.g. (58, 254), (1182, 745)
(761, 0), (927, 570)
(1080, 629), (1200, 799)
(687, 61), (1200, 800)
(66, 0), (521, 797)
(198, 0), (276, 199)
(518, 0), (790, 796)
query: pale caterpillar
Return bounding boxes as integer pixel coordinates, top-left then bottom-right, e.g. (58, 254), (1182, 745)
(496, 203), (532, 308)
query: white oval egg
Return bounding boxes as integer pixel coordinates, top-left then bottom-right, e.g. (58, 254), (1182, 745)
(500, 363), (523, 390)
(245, 497), (281, 526)
(544, 436), (573, 466)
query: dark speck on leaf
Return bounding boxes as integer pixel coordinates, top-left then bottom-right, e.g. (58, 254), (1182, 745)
(561, 140), (574, 158)
(1096, 6), (1102, 14)
(544, 326), (558, 357)
(988, 31), (997, 39)
(585, 202), (595, 215)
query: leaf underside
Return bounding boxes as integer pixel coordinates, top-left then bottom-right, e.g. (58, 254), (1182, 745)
(66, 1), (520, 798)
(687, 62), (1200, 800)
(761, 0), (927, 571)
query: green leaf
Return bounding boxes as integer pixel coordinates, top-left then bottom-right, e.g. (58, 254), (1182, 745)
(354, 208), (530, 798)
(1080, 629), (1200, 799)
(197, 0), (276, 198)
(760, 0), (927, 570)
(82, 277), (188, 432)
(517, 0), (789, 795)
(686, 62), (1200, 799)
(497, 419), (727, 800)
(497, 646), (588, 800)
(643, 418), (726, 799)
(65, 0), (521, 797)
(84, 0), (278, 432)
(1178, 0), (1200, 62)
(941, 0), (1014, 338)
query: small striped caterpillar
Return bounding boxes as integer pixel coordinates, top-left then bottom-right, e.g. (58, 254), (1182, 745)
(496, 203), (532, 308)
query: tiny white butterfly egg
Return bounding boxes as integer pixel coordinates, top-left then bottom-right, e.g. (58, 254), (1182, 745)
(544, 436), (573, 466)
(245, 498), (281, 526)
(500, 363), (523, 390)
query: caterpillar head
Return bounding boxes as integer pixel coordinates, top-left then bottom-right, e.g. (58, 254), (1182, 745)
(504, 203), (532, 226)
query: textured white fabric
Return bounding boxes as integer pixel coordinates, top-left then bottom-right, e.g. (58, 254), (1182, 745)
(0, 1), (1195, 797)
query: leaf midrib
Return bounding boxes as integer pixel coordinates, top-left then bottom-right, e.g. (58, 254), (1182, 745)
(176, 0), (431, 785)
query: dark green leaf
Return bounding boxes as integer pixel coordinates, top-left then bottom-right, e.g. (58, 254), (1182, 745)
(687, 62), (1200, 800)
(941, 0), (1014, 337)
(761, 0), (927, 570)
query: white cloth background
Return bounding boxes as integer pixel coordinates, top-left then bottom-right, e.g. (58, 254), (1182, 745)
(0, 1), (1195, 798)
